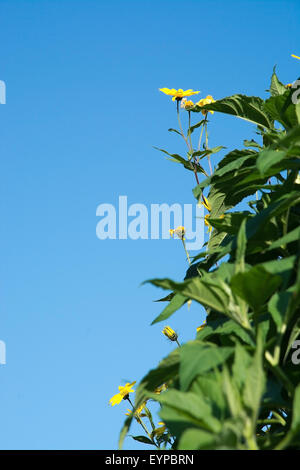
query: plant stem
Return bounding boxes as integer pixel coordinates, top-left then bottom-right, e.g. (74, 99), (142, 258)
(197, 116), (207, 151)
(181, 238), (191, 265)
(126, 397), (159, 448)
(188, 111), (193, 151)
(204, 119), (213, 176)
(176, 100), (190, 151)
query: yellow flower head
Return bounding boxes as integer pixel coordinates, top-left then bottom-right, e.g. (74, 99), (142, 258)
(109, 381), (136, 406)
(162, 326), (178, 342)
(285, 83), (293, 88)
(159, 88), (200, 101)
(169, 226), (185, 240)
(291, 54), (300, 60)
(181, 98), (195, 110)
(197, 321), (207, 333)
(196, 95), (216, 115)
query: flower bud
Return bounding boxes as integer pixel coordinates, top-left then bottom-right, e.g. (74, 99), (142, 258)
(162, 326), (178, 342)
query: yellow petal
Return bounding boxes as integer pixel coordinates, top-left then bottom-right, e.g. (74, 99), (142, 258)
(109, 393), (123, 406)
(200, 196), (211, 212)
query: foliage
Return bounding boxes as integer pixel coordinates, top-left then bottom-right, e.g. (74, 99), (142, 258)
(118, 69), (300, 450)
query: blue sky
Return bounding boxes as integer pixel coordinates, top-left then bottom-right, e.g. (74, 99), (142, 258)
(0, 0), (299, 450)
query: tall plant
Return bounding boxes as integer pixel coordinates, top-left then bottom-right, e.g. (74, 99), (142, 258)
(116, 68), (300, 450)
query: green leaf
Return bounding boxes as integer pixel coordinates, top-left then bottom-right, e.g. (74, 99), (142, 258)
(168, 128), (181, 136)
(179, 340), (234, 391)
(208, 212), (251, 236)
(268, 291), (291, 330)
(154, 146), (207, 175)
(235, 218), (247, 273)
(178, 428), (216, 450)
(243, 329), (265, 424)
(244, 139), (263, 149)
(203, 318), (255, 346)
(222, 366), (242, 418)
(118, 415), (134, 450)
(135, 349), (180, 407)
(264, 92), (300, 129)
(231, 266), (282, 310)
(260, 256), (296, 289)
(158, 389), (222, 434)
(269, 67), (287, 97)
(154, 293), (175, 302)
(291, 385), (300, 434)
(244, 191), (300, 241)
(232, 343), (252, 390)
(266, 226), (300, 251)
(193, 94), (273, 129)
(190, 372), (227, 418)
(130, 435), (155, 445)
(187, 119), (206, 136)
(256, 149), (286, 175)
(146, 276), (230, 315)
(151, 293), (186, 325)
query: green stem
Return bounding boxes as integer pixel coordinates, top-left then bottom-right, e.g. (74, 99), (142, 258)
(181, 238), (191, 265)
(144, 405), (156, 432)
(257, 418), (285, 425)
(197, 115), (207, 151)
(126, 397), (158, 448)
(204, 120), (213, 176)
(188, 111), (193, 152)
(176, 100), (190, 151)
(272, 322), (287, 366)
(271, 411), (287, 426)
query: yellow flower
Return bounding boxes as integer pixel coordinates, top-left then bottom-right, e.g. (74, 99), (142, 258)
(196, 95), (215, 115)
(159, 88), (200, 101)
(169, 226), (185, 240)
(197, 321), (207, 332)
(286, 83), (293, 88)
(291, 54), (300, 60)
(109, 381), (136, 406)
(181, 98), (195, 110)
(162, 326), (178, 342)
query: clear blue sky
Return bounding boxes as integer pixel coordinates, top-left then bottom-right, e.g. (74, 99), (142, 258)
(0, 0), (299, 450)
